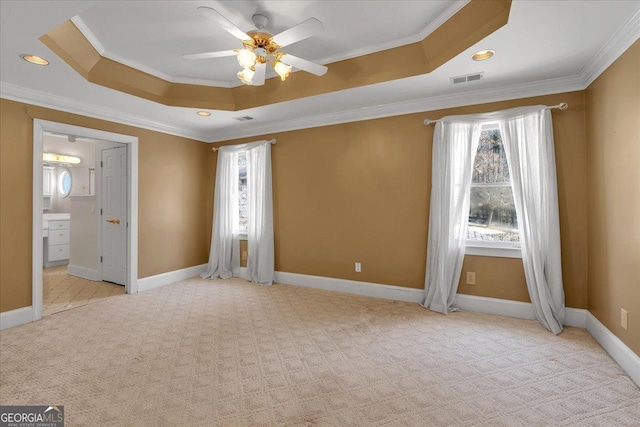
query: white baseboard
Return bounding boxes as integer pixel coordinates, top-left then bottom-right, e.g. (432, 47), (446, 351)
(0, 306), (33, 330)
(44, 260), (68, 268)
(586, 312), (640, 387)
(273, 272), (639, 385)
(233, 266), (250, 281)
(137, 264), (207, 293)
(67, 265), (99, 281)
(273, 272), (587, 327)
(274, 271), (424, 303)
(564, 307), (588, 328)
(455, 294), (587, 328)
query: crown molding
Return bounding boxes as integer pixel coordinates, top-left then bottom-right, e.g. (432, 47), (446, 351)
(68, 3), (471, 90)
(3, 3), (638, 145)
(70, 15), (106, 55)
(579, 6), (640, 88)
(206, 74), (585, 142)
(70, 16), (235, 88)
(206, 6), (640, 143)
(313, 0), (470, 65)
(0, 82), (210, 142)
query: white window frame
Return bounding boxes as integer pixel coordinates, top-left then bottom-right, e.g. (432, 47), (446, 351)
(466, 123), (521, 259)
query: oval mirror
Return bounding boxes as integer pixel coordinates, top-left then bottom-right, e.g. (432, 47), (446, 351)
(58, 168), (72, 198)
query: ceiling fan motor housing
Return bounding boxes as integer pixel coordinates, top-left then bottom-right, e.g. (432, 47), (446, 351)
(252, 14), (269, 30)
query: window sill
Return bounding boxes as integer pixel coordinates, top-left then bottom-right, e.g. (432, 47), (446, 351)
(234, 232), (248, 240)
(465, 243), (522, 259)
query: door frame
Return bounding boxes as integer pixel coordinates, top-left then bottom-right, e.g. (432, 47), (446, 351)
(32, 119), (139, 321)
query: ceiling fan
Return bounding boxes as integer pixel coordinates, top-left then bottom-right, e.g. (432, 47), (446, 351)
(183, 7), (328, 86)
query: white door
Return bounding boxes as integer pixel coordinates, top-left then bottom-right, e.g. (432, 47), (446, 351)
(101, 146), (127, 285)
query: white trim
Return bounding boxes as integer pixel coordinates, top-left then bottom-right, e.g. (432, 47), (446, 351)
(586, 312), (640, 387)
(137, 264), (208, 292)
(66, 265), (100, 281)
(32, 122), (44, 321)
(70, 16), (235, 89)
(456, 293), (535, 320)
(0, 307), (33, 330)
(564, 307), (588, 329)
(314, 1), (470, 66)
(3, 7), (638, 144)
(455, 293), (587, 328)
(4, 11), (638, 146)
(273, 272), (588, 328)
(127, 140), (139, 293)
(233, 266), (250, 281)
(580, 7), (640, 88)
(206, 74), (585, 142)
(274, 271), (424, 303)
(1, 83), (209, 142)
(33, 120), (139, 321)
(465, 245), (522, 259)
(69, 3), (471, 89)
(70, 16), (106, 55)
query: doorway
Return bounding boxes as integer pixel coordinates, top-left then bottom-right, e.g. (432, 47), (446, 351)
(33, 120), (138, 322)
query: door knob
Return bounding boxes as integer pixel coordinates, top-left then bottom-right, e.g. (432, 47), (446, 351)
(106, 219), (120, 224)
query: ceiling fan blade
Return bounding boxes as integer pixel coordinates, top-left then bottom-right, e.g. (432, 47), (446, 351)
(183, 50), (237, 60)
(271, 17), (323, 47)
(197, 6), (252, 41)
(280, 54), (328, 76)
(252, 63), (266, 86)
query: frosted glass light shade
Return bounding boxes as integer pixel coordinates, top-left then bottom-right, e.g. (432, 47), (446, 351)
(274, 61), (292, 81)
(236, 49), (257, 69)
(237, 67), (255, 85)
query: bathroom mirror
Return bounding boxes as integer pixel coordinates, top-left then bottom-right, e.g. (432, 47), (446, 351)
(58, 168), (72, 198)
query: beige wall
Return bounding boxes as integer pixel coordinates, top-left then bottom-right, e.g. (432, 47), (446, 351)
(214, 91), (588, 309)
(0, 99), (210, 312)
(585, 40), (640, 355)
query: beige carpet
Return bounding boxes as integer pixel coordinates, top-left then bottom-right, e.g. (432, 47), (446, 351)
(1, 277), (638, 426)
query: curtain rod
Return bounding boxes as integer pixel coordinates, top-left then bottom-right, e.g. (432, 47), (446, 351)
(211, 139), (276, 152)
(423, 102), (569, 125)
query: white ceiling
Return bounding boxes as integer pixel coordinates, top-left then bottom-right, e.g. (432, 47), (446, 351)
(1, 1), (639, 143)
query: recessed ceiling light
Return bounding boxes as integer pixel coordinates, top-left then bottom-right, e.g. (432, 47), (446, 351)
(197, 111), (211, 117)
(21, 54), (49, 66)
(472, 49), (495, 61)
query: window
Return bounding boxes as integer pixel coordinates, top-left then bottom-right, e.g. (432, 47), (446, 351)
(58, 168), (72, 198)
(466, 126), (521, 257)
(237, 152), (248, 234)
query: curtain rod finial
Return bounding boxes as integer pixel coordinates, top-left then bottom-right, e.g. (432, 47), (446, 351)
(558, 102), (568, 110)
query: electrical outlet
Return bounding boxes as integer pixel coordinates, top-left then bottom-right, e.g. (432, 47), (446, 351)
(242, 251), (248, 261)
(621, 308), (628, 330)
(466, 272), (476, 285)
(355, 262), (361, 273)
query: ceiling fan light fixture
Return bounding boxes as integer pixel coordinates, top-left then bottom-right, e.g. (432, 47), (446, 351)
(237, 67), (255, 85)
(237, 49), (257, 69)
(274, 61), (292, 81)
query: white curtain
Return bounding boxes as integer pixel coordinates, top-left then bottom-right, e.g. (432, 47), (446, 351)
(201, 149), (238, 280)
(422, 106), (565, 334)
(500, 108), (565, 333)
(422, 122), (480, 313)
(247, 143), (274, 285)
(202, 141), (274, 285)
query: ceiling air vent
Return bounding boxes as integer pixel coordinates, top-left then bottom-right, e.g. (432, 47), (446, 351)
(233, 116), (254, 122)
(451, 72), (484, 85)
